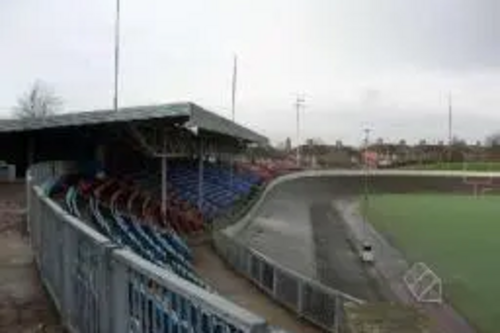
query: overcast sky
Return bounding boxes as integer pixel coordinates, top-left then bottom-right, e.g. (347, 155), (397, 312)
(1, 0), (499, 145)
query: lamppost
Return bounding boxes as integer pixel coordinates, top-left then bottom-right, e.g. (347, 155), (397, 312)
(361, 128), (374, 263)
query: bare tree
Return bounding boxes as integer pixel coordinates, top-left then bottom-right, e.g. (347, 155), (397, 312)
(13, 81), (62, 119)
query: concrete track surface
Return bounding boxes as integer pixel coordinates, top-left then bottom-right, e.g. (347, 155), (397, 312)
(0, 182), (63, 333)
(231, 173), (482, 333)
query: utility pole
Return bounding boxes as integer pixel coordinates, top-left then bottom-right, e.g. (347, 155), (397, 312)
(295, 95), (305, 166)
(113, 0), (121, 112)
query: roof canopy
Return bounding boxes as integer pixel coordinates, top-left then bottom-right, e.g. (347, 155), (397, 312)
(0, 102), (268, 145)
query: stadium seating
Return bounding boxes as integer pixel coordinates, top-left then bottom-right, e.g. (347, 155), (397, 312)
(165, 159), (262, 218)
(40, 159), (287, 331)
(44, 158), (272, 294)
(48, 175), (204, 287)
(235, 158), (300, 183)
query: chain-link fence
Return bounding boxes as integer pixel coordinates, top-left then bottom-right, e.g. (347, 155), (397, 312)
(27, 162), (271, 333)
(212, 231), (364, 333)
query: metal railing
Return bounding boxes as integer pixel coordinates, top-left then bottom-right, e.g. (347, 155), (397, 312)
(27, 162), (271, 333)
(212, 230), (364, 333)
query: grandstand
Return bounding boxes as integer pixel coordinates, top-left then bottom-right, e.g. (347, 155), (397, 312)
(3, 102), (337, 333)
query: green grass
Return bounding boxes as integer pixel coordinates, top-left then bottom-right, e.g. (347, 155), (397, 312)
(405, 162), (500, 171)
(367, 194), (500, 333)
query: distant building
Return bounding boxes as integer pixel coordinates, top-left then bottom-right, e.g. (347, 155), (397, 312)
(362, 150), (379, 168)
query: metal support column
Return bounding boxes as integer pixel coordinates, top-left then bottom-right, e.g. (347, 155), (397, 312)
(160, 134), (168, 218)
(27, 136), (35, 171)
(229, 151), (234, 190)
(198, 141), (204, 211)
(161, 155), (167, 217)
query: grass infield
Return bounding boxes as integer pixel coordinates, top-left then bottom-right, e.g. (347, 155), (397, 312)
(367, 194), (500, 333)
(404, 162), (500, 172)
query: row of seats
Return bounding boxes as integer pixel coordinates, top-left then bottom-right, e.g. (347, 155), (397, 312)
(130, 160), (262, 222)
(165, 160), (262, 219)
(235, 159), (301, 182)
(91, 176), (205, 235)
(84, 178), (194, 262)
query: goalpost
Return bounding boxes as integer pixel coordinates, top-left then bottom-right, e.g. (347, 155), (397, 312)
(403, 262), (442, 304)
(461, 152), (493, 197)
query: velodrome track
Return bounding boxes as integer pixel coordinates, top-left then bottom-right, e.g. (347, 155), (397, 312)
(225, 170), (500, 332)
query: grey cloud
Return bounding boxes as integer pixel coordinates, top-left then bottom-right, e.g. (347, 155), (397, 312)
(0, 0), (498, 145)
(318, 0), (500, 70)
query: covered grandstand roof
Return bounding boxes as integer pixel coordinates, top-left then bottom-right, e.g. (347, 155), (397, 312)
(0, 102), (268, 144)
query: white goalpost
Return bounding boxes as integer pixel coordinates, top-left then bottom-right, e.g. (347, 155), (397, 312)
(403, 262), (443, 304)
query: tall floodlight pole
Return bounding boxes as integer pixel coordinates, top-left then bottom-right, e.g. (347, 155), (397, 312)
(113, 0), (121, 112)
(231, 55), (237, 123)
(362, 128), (371, 244)
(229, 55), (238, 189)
(448, 92), (453, 164)
(295, 95), (305, 166)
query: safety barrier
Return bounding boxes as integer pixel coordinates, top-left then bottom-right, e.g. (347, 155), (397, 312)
(27, 162), (270, 333)
(213, 228), (363, 333)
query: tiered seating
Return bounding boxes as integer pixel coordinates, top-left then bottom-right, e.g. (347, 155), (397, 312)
(236, 158), (301, 182)
(166, 159), (262, 219)
(131, 172), (205, 234)
(42, 161), (268, 331)
(45, 159), (266, 286)
(49, 173), (204, 288)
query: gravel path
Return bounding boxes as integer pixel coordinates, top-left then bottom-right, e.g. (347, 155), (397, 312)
(0, 182), (63, 332)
